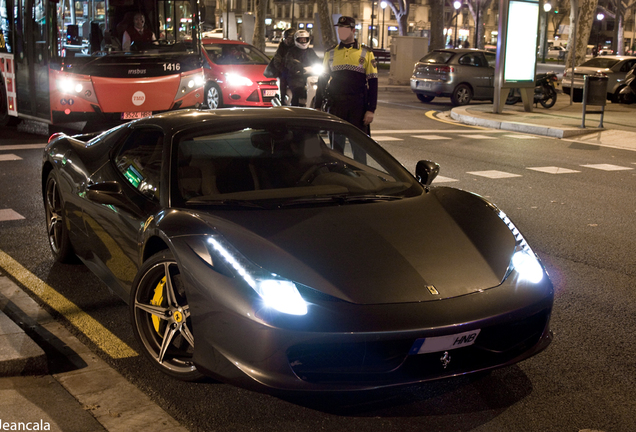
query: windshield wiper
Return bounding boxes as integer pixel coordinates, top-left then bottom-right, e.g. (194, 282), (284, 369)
(278, 194), (403, 208)
(186, 199), (266, 209)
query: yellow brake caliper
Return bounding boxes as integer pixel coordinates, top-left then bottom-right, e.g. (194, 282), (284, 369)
(151, 276), (166, 334)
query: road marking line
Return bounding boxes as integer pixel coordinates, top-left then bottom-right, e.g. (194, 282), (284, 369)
(458, 134), (497, 139)
(0, 144), (47, 150)
(527, 166), (581, 174)
(411, 135), (452, 140)
(0, 154), (23, 161)
(373, 136), (404, 141)
(467, 170), (522, 179)
(424, 110), (488, 129)
(504, 134), (540, 139)
(0, 209), (25, 221)
(0, 250), (138, 359)
(432, 175), (459, 183)
(581, 163), (634, 171)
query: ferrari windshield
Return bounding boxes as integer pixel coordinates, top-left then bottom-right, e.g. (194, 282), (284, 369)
(175, 123), (422, 205)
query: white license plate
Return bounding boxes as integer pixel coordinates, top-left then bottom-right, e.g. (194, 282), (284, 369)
(409, 329), (481, 355)
(418, 82), (432, 90)
(122, 111), (152, 120)
(263, 89), (278, 97)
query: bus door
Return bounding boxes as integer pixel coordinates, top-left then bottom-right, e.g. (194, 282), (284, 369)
(14, 0), (51, 121)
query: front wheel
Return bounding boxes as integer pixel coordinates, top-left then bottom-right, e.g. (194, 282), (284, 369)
(204, 82), (223, 109)
(539, 85), (557, 109)
(451, 84), (472, 106)
(416, 94), (434, 103)
(130, 251), (204, 381)
(44, 171), (75, 263)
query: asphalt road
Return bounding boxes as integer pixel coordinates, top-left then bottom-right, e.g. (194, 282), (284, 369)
(0, 94), (635, 431)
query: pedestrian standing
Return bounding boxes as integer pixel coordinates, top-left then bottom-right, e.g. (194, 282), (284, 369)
(315, 16), (378, 162)
(271, 28), (296, 105)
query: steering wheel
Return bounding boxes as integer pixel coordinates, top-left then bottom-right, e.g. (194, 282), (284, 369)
(297, 161), (356, 185)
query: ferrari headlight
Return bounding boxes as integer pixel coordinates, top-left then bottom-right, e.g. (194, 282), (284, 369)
(207, 236), (307, 315)
(499, 210), (544, 283)
(225, 73), (253, 86)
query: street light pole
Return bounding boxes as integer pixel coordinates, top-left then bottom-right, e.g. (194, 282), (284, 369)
(454, 1), (461, 48)
(596, 13), (605, 54)
(542, 2), (552, 63)
(381, 1), (386, 49)
(371, 1), (375, 47)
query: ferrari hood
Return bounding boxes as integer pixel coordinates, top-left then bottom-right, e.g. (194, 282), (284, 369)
(203, 188), (517, 305)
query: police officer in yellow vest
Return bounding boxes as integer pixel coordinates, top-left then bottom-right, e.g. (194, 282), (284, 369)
(315, 16), (378, 161)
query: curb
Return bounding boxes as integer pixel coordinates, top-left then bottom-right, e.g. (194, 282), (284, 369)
(450, 105), (603, 138)
(0, 306), (48, 376)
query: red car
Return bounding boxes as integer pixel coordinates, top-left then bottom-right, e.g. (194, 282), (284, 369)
(201, 39), (279, 108)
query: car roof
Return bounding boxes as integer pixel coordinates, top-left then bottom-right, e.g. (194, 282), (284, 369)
(135, 107), (349, 133)
(434, 48), (491, 54)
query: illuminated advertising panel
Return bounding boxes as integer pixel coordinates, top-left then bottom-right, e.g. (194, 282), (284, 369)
(503, 0), (539, 85)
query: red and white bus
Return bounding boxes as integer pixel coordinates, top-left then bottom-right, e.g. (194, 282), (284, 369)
(0, 0), (205, 127)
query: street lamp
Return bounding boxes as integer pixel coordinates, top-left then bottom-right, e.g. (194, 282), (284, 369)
(596, 12), (605, 54)
(381, 1), (387, 49)
(542, 1), (552, 63)
(454, 1), (461, 48)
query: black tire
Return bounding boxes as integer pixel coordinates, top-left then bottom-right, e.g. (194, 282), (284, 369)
(44, 171), (75, 263)
(204, 82), (223, 109)
(130, 251), (204, 381)
(505, 89), (521, 105)
(540, 86), (557, 109)
(416, 94), (434, 103)
(451, 84), (472, 106)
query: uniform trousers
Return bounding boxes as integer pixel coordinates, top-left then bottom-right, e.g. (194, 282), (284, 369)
(328, 95), (369, 163)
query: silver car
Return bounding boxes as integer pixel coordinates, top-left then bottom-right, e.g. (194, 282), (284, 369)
(410, 49), (497, 106)
(562, 55), (636, 102)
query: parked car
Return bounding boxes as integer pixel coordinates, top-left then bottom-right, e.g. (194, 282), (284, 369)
(201, 27), (224, 39)
(201, 39), (278, 108)
(562, 55), (636, 102)
(43, 108), (553, 391)
(410, 49), (497, 106)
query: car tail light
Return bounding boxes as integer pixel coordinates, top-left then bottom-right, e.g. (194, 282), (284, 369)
(48, 133), (64, 143)
(563, 70), (567, 78)
(434, 65), (455, 74)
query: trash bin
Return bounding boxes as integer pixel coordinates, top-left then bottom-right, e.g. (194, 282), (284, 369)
(584, 74), (608, 106)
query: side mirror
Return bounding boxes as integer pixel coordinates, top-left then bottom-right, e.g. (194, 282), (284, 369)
(415, 160), (440, 186)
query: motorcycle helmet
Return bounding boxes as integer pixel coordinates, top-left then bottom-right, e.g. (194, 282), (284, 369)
(295, 30), (310, 49)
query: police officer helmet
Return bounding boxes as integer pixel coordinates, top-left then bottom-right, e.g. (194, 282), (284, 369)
(295, 30), (310, 49)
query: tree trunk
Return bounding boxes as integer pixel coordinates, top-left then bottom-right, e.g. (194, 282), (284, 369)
(566, 0), (598, 69)
(252, 0), (268, 51)
(615, 12), (624, 55)
(316, 0), (336, 48)
(430, 0), (445, 50)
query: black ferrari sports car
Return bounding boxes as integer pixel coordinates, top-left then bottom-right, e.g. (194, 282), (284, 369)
(42, 107), (553, 391)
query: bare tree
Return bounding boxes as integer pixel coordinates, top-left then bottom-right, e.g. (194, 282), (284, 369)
(465, 0), (495, 49)
(566, 0), (599, 68)
(382, 0), (410, 35)
(252, 0), (268, 51)
(316, 0), (337, 48)
(430, 0), (446, 50)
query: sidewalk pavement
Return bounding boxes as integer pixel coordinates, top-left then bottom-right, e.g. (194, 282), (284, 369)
(2, 66), (636, 431)
(375, 67), (636, 151)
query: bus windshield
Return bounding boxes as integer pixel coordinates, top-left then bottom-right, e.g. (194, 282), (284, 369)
(57, 0), (199, 57)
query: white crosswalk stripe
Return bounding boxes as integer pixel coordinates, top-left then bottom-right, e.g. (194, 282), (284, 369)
(458, 134), (497, 140)
(0, 209), (25, 222)
(467, 170), (522, 179)
(527, 166), (581, 174)
(0, 154), (22, 161)
(581, 164), (634, 171)
(412, 135), (452, 140)
(432, 175), (459, 183)
(504, 134), (540, 139)
(373, 136), (404, 141)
